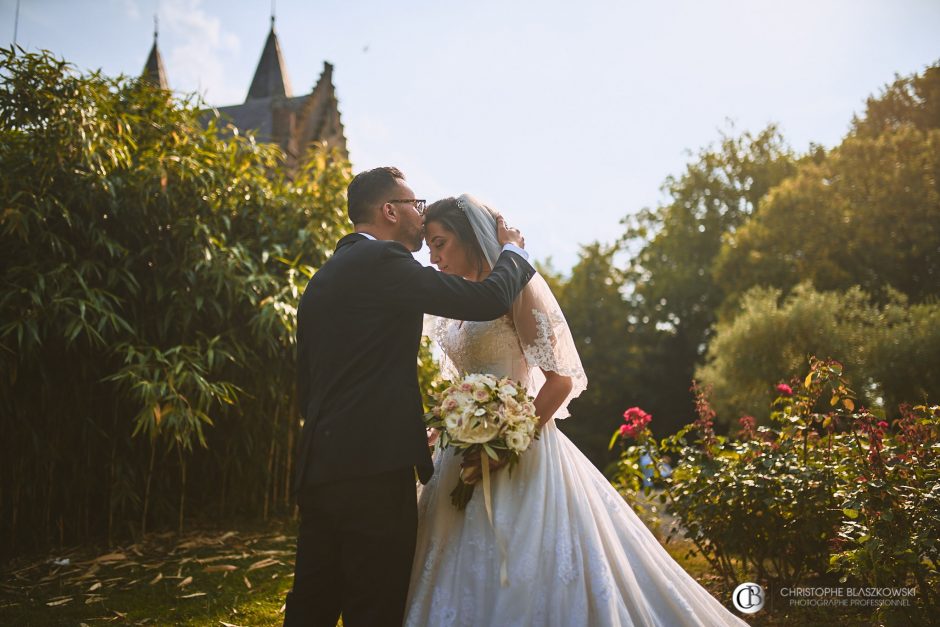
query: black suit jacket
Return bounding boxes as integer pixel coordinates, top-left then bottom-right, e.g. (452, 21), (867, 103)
(293, 233), (535, 493)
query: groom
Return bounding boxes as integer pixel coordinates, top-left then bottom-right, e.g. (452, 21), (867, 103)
(284, 166), (535, 627)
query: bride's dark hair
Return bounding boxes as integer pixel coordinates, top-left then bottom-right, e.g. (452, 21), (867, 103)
(424, 197), (488, 277)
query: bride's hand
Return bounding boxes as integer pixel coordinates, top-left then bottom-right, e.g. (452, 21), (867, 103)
(496, 215), (525, 249)
(460, 449), (511, 485)
(426, 428), (440, 448)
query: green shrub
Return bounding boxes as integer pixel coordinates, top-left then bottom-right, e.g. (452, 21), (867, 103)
(696, 282), (940, 426)
(0, 47), (350, 554)
(610, 357), (940, 621)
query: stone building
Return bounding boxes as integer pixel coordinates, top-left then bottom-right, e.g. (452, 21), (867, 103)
(141, 18), (347, 170)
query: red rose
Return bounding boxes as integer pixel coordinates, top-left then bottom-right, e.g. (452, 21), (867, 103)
(619, 407), (652, 439)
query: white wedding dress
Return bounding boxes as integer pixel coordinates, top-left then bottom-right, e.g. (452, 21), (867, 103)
(404, 312), (750, 627)
(406, 194), (749, 626)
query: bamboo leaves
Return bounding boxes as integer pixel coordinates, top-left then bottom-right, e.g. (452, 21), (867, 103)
(0, 47), (351, 550)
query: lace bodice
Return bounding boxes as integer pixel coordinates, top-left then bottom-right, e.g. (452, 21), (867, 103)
(435, 316), (531, 386)
(427, 273), (589, 420)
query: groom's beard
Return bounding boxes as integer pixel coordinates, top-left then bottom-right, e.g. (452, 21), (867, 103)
(409, 229), (425, 253)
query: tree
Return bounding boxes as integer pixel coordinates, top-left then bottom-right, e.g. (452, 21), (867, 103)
(623, 124), (797, 347)
(613, 125), (797, 437)
(865, 293), (940, 413)
(695, 282), (940, 425)
(0, 48), (350, 554)
(553, 243), (636, 464)
(853, 63), (940, 138)
(714, 62), (940, 310)
(563, 64), (940, 462)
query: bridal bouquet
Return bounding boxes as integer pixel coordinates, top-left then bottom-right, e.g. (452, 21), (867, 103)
(425, 373), (540, 510)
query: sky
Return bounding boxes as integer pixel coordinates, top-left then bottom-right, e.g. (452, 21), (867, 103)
(3, 0), (939, 271)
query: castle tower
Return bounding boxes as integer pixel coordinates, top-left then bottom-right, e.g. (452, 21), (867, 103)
(142, 15), (348, 169)
(213, 17), (348, 169)
(141, 17), (168, 90)
(246, 19), (293, 101)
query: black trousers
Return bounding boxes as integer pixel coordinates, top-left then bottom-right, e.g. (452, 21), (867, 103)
(283, 467), (418, 627)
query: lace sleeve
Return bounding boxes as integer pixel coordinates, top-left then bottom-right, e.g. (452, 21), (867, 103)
(510, 273), (588, 419)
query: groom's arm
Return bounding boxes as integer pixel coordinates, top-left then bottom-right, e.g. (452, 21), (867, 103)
(378, 243), (536, 321)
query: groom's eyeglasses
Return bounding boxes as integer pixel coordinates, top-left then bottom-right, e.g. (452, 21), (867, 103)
(388, 199), (427, 216)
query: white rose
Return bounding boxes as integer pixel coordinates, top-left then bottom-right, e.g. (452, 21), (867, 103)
(464, 373), (488, 388)
(504, 396), (521, 412)
(452, 392), (474, 411)
(505, 430), (531, 452)
(459, 414), (500, 444)
(444, 412), (462, 432)
(447, 406), (469, 436)
(499, 383), (518, 397)
(502, 408), (524, 426)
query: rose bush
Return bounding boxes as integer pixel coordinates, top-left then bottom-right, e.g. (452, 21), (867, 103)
(609, 357), (939, 620)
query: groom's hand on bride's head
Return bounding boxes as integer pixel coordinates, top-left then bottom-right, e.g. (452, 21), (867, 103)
(496, 215), (525, 249)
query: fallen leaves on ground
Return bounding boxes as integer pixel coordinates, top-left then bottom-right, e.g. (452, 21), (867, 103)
(0, 527), (297, 617)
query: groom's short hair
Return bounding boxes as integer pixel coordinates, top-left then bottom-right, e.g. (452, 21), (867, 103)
(347, 166), (406, 224)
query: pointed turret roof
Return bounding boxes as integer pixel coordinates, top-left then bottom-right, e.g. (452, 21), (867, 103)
(142, 42), (169, 90)
(246, 20), (292, 101)
(141, 18), (169, 90)
(204, 15), (347, 171)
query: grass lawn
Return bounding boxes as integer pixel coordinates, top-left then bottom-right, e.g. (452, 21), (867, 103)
(2, 515), (880, 626)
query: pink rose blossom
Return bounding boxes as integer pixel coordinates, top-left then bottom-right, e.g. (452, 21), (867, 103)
(619, 406), (652, 439)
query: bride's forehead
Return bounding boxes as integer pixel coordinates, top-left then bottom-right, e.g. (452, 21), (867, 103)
(425, 221), (456, 240)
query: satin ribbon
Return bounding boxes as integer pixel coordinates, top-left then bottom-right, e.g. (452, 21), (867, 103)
(480, 454), (510, 587)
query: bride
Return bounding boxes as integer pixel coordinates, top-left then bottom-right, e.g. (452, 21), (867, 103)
(405, 194), (749, 626)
